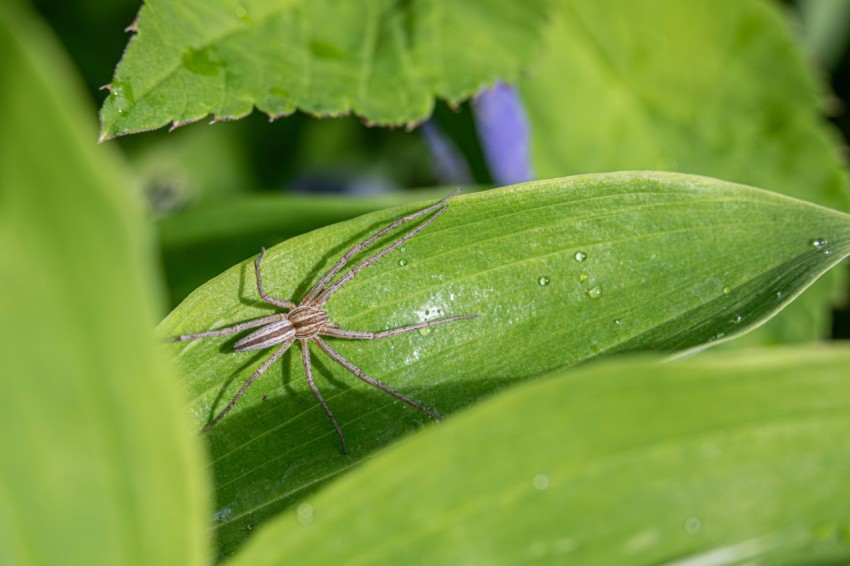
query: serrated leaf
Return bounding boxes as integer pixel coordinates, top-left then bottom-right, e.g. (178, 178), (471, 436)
(99, 0), (551, 140)
(519, 0), (850, 344)
(0, 3), (209, 564)
(229, 346), (850, 564)
(158, 172), (850, 558)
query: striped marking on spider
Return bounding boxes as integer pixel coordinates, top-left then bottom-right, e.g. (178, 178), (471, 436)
(172, 190), (477, 453)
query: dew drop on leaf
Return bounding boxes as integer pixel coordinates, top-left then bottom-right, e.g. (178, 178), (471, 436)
(810, 237), (828, 250)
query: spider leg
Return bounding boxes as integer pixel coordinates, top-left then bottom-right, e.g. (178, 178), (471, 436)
(255, 247), (297, 309)
(202, 338), (293, 432)
(321, 314), (478, 340)
(171, 313), (285, 342)
(312, 336), (442, 421)
(302, 189), (460, 305)
(300, 339), (347, 454)
(314, 205), (449, 306)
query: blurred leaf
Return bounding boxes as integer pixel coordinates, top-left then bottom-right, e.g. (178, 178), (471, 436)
(229, 345), (850, 564)
(158, 188), (458, 307)
(0, 3), (209, 564)
(99, 0), (552, 140)
(798, 0), (850, 70)
(158, 172), (850, 558)
(520, 0), (850, 344)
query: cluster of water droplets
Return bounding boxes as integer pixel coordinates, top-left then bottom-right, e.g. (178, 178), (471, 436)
(537, 249), (604, 300)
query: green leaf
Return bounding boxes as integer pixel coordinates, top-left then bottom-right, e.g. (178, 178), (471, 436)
(519, 0), (850, 344)
(0, 3), (209, 564)
(99, 0), (551, 140)
(229, 345), (850, 564)
(158, 188), (460, 307)
(158, 172), (850, 558)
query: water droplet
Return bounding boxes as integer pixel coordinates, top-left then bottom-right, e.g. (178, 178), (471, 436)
(235, 5), (247, 18)
(579, 272), (589, 283)
(614, 319), (623, 325)
(683, 517), (702, 534)
(297, 503), (314, 525)
(400, 246), (407, 252)
(532, 474), (549, 490)
(731, 314), (742, 324)
(398, 258), (408, 267)
(418, 326), (432, 336)
(811, 238), (828, 250)
(776, 290), (783, 298)
(212, 507), (232, 522)
(538, 276), (550, 286)
(586, 286), (602, 299)
(298, 503), (316, 525)
(711, 332), (726, 341)
(574, 251), (587, 262)
(722, 286), (731, 295)
(110, 79), (135, 114)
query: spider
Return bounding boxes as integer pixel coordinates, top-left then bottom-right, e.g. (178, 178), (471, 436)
(173, 190), (476, 453)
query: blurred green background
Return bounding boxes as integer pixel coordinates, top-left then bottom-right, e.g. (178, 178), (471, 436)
(29, 0), (850, 335)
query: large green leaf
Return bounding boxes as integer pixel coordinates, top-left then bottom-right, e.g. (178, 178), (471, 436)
(229, 346), (850, 564)
(99, 0), (551, 140)
(159, 172), (850, 558)
(0, 3), (209, 564)
(158, 188), (461, 307)
(519, 0), (850, 344)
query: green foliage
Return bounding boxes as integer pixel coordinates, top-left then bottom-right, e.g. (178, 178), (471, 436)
(158, 188), (456, 306)
(0, 2), (209, 564)
(159, 173), (850, 557)
(99, 0), (552, 139)
(230, 346), (850, 564)
(5, 0), (850, 563)
(519, 0), (850, 345)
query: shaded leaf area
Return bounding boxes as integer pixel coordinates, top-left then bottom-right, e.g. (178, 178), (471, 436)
(158, 172), (850, 558)
(520, 0), (850, 344)
(100, 0), (551, 139)
(0, 3), (209, 565)
(229, 346), (850, 564)
(158, 188), (459, 307)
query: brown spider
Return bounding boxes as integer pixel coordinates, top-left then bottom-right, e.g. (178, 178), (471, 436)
(173, 190), (476, 453)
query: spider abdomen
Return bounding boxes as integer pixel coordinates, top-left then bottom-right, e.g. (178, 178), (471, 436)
(234, 319), (295, 351)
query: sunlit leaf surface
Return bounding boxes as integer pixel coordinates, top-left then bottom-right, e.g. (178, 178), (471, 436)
(230, 346), (850, 564)
(159, 172), (850, 558)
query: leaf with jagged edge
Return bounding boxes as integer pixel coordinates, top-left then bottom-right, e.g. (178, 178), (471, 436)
(99, 0), (551, 140)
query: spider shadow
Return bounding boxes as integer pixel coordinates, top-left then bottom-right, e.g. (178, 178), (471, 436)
(203, 335), (354, 430)
(259, 213), (429, 305)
